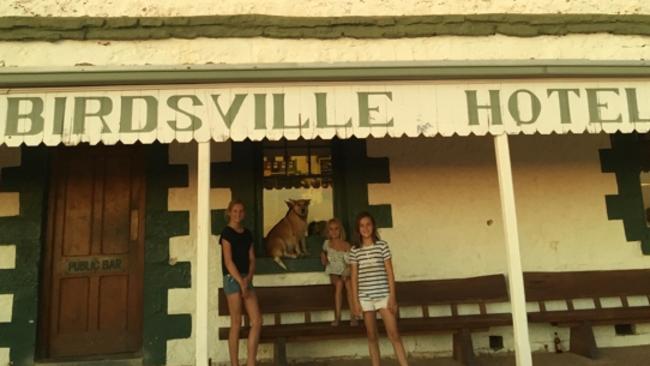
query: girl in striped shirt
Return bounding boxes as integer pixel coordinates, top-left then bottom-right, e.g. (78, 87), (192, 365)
(349, 212), (408, 366)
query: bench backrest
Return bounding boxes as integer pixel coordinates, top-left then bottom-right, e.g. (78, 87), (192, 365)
(218, 274), (508, 316)
(523, 269), (650, 301)
(397, 274), (508, 306)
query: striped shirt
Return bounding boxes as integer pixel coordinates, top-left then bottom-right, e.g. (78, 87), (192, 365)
(348, 240), (392, 301)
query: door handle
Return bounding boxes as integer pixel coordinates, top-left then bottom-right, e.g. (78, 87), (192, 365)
(130, 208), (139, 241)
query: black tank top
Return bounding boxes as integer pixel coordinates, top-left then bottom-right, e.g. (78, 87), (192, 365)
(219, 226), (253, 275)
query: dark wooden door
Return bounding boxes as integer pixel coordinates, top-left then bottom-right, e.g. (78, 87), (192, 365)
(42, 145), (145, 358)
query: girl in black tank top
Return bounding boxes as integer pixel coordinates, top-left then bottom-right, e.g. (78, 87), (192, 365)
(219, 200), (262, 366)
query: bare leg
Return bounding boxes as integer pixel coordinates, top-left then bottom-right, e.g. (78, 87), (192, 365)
(331, 275), (343, 325)
(226, 293), (243, 366)
(243, 291), (262, 366)
(379, 308), (409, 366)
(343, 277), (358, 325)
(363, 311), (381, 366)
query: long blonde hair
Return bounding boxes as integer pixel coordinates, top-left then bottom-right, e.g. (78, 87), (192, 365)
(327, 218), (347, 241)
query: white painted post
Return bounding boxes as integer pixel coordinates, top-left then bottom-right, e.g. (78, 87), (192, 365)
(493, 134), (533, 366)
(196, 142), (211, 366)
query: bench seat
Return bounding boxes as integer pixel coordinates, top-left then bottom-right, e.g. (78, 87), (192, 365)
(524, 269), (650, 359)
(218, 274), (509, 366)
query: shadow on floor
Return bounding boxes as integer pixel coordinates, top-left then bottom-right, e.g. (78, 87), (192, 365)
(257, 345), (650, 366)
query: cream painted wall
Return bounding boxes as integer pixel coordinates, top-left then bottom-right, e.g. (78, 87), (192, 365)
(0, 146), (20, 366)
(368, 133), (650, 277)
(509, 134), (650, 270)
(2, 2), (648, 68)
(167, 134), (650, 365)
(1, 34), (650, 69)
(368, 135), (507, 280)
(1, 0), (648, 17)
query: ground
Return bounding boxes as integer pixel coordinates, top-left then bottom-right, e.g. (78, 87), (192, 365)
(257, 345), (650, 365)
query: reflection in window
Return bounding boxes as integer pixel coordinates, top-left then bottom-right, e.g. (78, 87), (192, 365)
(262, 140), (333, 243)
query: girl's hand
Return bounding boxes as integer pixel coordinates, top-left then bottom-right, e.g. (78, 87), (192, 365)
(353, 301), (363, 317)
(240, 277), (250, 298)
(320, 252), (329, 266)
(388, 296), (398, 314)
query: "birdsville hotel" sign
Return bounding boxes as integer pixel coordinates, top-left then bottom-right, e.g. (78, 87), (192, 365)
(1, 79), (650, 146)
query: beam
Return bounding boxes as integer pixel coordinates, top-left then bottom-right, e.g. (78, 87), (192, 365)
(493, 134), (533, 366)
(196, 141), (211, 366)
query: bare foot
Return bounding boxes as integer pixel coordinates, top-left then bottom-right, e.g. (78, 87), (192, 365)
(350, 317), (359, 326)
(331, 319), (340, 326)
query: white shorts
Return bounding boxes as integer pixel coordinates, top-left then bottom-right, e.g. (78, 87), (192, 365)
(360, 296), (388, 312)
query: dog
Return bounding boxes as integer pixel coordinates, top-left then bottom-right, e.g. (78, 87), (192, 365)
(265, 199), (311, 270)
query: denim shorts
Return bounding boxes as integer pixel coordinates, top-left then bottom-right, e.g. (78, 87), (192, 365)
(223, 273), (254, 295)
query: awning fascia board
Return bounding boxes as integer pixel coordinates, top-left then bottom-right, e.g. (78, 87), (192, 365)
(3, 61), (650, 88)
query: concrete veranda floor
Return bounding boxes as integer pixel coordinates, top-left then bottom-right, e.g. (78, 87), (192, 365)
(258, 345), (650, 365)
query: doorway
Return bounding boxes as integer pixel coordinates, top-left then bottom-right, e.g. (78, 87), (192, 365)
(40, 145), (145, 359)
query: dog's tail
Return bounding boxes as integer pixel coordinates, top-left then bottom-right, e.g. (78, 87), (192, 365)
(273, 256), (288, 270)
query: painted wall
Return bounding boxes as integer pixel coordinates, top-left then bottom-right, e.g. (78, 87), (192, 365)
(163, 134), (650, 365)
(2, 35), (649, 69)
(0, 146), (21, 366)
(2, 0), (649, 17)
(1, 3), (650, 68)
(370, 133), (650, 277)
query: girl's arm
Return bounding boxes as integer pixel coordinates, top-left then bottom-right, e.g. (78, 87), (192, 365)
(246, 244), (256, 281)
(222, 239), (245, 285)
(320, 240), (329, 266)
(385, 258), (398, 314)
(320, 250), (328, 266)
(350, 263), (362, 316)
(343, 240), (352, 251)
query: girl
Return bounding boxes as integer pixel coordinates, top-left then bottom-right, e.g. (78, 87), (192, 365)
(320, 218), (359, 326)
(349, 212), (409, 366)
(219, 200), (262, 366)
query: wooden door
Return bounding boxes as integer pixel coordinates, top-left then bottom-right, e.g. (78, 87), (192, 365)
(41, 145), (145, 358)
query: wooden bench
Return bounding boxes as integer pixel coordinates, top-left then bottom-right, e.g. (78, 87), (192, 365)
(218, 274), (510, 366)
(524, 269), (650, 359)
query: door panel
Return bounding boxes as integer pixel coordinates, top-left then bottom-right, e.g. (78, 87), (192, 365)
(58, 277), (90, 333)
(42, 145), (145, 358)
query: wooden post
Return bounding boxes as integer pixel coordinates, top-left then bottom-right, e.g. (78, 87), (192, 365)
(196, 142), (211, 366)
(494, 134), (533, 366)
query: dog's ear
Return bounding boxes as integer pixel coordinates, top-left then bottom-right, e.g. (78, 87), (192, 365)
(285, 200), (295, 208)
(304, 199), (311, 205)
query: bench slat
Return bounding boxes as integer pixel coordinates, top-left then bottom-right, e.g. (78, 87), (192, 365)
(218, 274), (508, 316)
(397, 275), (508, 306)
(524, 269), (650, 301)
(218, 313), (513, 341)
(528, 306), (650, 325)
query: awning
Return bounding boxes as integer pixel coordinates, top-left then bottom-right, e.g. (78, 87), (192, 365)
(2, 78), (650, 146)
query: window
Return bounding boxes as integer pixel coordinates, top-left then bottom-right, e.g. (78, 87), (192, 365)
(262, 140), (333, 263)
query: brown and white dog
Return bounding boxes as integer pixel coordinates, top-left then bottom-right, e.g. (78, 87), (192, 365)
(265, 199), (311, 270)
